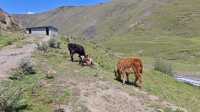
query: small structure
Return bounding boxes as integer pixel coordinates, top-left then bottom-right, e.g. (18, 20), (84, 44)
(26, 26), (58, 37)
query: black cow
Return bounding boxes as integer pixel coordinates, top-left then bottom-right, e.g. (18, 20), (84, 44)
(68, 43), (86, 63)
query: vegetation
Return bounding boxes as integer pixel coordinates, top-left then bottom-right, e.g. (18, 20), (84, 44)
(2, 0), (200, 111)
(48, 38), (60, 48)
(0, 35), (16, 48)
(36, 41), (48, 53)
(0, 83), (26, 112)
(9, 58), (36, 80)
(34, 39), (200, 112)
(0, 33), (25, 48)
(0, 37), (199, 111)
(154, 58), (173, 76)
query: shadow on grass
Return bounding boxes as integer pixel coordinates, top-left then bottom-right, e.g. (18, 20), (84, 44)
(114, 78), (140, 87)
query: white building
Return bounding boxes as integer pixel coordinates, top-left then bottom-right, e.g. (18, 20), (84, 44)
(26, 26), (58, 38)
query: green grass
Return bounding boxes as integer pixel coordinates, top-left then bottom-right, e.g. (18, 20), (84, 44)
(0, 33), (25, 48)
(100, 34), (200, 73)
(0, 62), (71, 112)
(58, 38), (200, 112)
(144, 71), (200, 112)
(69, 39), (200, 111)
(0, 35), (16, 48)
(1, 36), (200, 111)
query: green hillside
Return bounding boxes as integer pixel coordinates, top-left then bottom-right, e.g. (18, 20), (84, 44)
(135, 0), (200, 37)
(14, 0), (171, 39)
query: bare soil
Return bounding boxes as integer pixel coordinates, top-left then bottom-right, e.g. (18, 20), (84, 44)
(0, 43), (35, 79)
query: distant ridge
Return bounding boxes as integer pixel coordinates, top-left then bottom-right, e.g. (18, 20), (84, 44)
(14, 0), (200, 39)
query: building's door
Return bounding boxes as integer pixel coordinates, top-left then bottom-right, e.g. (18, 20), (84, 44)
(46, 27), (49, 36)
(28, 29), (31, 34)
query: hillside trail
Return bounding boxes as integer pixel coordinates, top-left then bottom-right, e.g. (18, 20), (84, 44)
(0, 35), (47, 80)
(40, 61), (177, 112)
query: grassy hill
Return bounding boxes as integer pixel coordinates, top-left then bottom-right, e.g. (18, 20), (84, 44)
(0, 8), (22, 48)
(14, 0), (200, 69)
(4, 1), (200, 111)
(14, 0), (172, 39)
(14, 0), (200, 39)
(1, 38), (199, 112)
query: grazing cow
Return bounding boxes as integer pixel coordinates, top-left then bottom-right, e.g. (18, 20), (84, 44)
(114, 57), (143, 88)
(68, 43), (86, 63)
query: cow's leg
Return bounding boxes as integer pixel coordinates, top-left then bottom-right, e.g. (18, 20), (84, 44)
(135, 71), (142, 88)
(122, 73), (126, 85)
(133, 70), (137, 84)
(79, 55), (83, 64)
(126, 73), (130, 83)
(134, 75), (138, 85)
(138, 73), (143, 88)
(70, 53), (74, 62)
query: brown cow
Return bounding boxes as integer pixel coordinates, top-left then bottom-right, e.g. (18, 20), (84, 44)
(114, 57), (143, 88)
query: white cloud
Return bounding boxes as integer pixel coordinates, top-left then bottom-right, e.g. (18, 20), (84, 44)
(27, 11), (35, 14)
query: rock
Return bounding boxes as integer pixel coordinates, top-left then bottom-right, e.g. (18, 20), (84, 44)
(0, 8), (21, 31)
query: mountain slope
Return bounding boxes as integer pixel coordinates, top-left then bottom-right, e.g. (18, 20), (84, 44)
(0, 8), (20, 31)
(14, 0), (172, 39)
(135, 0), (200, 37)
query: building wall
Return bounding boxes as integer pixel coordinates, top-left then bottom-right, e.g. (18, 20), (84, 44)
(49, 27), (58, 38)
(29, 27), (47, 35)
(26, 27), (58, 38)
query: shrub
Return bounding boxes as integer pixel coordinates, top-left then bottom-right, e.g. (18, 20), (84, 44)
(36, 41), (48, 53)
(154, 58), (174, 76)
(9, 68), (24, 80)
(46, 70), (56, 79)
(6, 40), (13, 46)
(0, 85), (27, 112)
(9, 58), (36, 80)
(48, 38), (60, 48)
(19, 58), (36, 74)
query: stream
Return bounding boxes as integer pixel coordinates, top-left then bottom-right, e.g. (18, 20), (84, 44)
(175, 75), (200, 87)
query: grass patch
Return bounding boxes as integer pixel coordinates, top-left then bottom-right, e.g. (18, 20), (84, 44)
(0, 35), (16, 48)
(36, 38), (200, 112)
(1, 36), (200, 112)
(144, 70), (200, 112)
(154, 58), (174, 76)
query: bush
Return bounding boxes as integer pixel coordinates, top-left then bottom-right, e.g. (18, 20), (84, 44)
(9, 68), (24, 80)
(36, 41), (48, 53)
(19, 58), (35, 74)
(9, 58), (36, 80)
(154, 58), (174, 76)
(0, 84), (27, 112)
(48, 38), (60, 48)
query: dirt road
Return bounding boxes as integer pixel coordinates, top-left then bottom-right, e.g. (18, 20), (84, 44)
(0, 43), (35, 79)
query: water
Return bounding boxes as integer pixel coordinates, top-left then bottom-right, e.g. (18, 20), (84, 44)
(176, 76), (200, 87)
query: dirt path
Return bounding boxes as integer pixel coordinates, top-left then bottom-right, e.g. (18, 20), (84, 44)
(38, 60), (176, 112)
(0, 43), (35, 79)
(48, 72), (176, 112)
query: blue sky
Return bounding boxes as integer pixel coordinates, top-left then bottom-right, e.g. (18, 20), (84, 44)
(0, 0), (110, 14)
